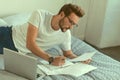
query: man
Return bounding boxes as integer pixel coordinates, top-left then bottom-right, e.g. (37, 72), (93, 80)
(0, 3), (90, 66)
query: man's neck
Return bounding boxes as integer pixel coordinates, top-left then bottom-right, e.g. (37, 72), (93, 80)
(51, 15), (60, 31)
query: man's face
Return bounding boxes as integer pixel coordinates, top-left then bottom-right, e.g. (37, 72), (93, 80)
(59, 13), (79, 32)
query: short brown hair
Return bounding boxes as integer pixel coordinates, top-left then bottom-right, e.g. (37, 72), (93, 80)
(58, 3), (85, 17)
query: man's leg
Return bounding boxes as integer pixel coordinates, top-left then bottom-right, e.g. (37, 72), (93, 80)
(0, 26), (18, 54)
(0, 27), (7, 54)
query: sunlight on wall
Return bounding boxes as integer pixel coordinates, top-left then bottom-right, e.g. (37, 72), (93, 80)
(0, 0), (65, 17)
(101, 0), (120, 47)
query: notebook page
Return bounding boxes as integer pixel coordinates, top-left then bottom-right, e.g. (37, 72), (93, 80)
(69, 52), (96, 62)
(56, 63), (97, 77)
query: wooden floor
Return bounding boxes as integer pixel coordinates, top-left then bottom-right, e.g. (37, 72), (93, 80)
(98, 46), (120, 62)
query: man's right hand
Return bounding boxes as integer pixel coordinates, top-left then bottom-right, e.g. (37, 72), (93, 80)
(51, 56), (66, 66)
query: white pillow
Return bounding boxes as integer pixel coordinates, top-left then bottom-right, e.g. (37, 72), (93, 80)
(0, 19), (8, 26)
(2, 12), (32, 26)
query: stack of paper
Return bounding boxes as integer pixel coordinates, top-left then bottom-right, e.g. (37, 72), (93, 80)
(37, 52), (97, 77)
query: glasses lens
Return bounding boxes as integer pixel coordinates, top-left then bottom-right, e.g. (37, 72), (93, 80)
(67, 17), (78, 27)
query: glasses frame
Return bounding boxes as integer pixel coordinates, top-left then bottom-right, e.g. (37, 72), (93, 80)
(67, 16), (78, 27)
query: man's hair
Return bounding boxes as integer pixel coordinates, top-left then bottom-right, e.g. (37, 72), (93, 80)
(58, 3), (85, 17)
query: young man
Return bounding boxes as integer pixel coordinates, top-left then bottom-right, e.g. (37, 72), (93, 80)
(0, 4), (90, 66)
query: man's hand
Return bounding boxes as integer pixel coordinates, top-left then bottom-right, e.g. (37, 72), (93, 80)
(81, 59), (92, 64)
(51, 56), (66, 66)
(63, 50), (77, 59)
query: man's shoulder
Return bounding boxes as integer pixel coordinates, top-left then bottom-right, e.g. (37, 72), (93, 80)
(62, 30), (71, 38)
(34, 9), (53, 15)
(65, 30), (71, 35)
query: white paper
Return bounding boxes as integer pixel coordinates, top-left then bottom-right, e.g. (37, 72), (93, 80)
(37, 63), (97, 77)
(69, 52), (96, 62)
(56, 63), (97, 77)
(37, 51), (97, 77)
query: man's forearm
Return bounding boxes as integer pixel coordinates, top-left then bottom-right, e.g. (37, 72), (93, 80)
(65, 53), (77, 59)
(63, 50), (77, 59)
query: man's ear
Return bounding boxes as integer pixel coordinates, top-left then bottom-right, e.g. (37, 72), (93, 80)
(60, 11), (65, 18)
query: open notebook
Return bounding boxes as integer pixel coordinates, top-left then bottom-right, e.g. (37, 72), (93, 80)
(37, 52), (97, 77)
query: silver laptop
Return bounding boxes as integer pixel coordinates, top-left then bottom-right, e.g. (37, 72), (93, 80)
(3, 48), (43, 80)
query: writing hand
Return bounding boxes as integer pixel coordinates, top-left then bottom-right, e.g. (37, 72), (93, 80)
(81, 59), (92, 64)
(51, 56), (66, 66)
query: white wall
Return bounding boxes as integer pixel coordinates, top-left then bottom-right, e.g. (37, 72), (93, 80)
(85, 0), (120, 48)
(0, 0), (65, 17)
(85, 0), (107, 47)
(100, 0), (120, 47)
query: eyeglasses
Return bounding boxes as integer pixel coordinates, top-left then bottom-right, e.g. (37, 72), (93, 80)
(67, 17), (78, 27)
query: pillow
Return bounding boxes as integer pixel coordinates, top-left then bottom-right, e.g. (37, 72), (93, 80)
(0, 19), (8, 26)
(2, 12), (32, 26)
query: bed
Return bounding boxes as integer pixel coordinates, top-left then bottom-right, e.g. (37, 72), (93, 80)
(0, 13), (120, 80)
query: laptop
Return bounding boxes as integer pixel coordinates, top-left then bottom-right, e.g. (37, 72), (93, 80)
(3, 48), (44, 80)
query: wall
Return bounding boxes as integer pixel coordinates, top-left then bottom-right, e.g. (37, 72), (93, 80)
(85, 0), (120, 48)
(0, 0), (65, 17)
(100, 0), (120, 47)
(85, 0), (107, 48)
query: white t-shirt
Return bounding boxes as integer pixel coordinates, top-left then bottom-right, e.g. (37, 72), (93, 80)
(12, 10), (71, 54)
